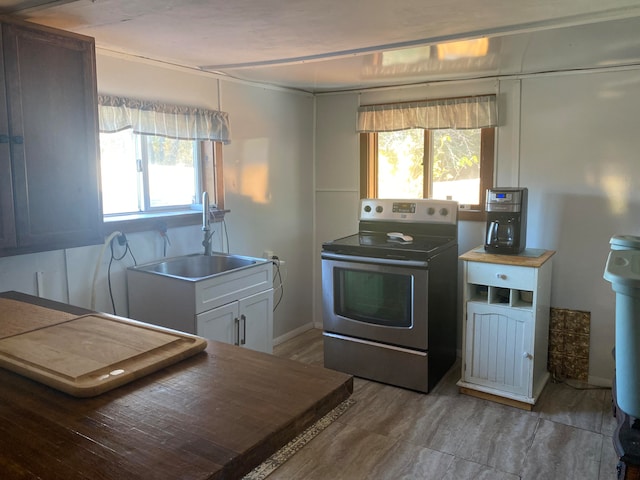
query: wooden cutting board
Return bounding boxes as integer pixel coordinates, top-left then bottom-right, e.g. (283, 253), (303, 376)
(0, 300), (207, 397)
(0, 298), (78, 339)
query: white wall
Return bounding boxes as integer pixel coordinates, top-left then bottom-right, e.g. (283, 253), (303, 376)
(0, 51), (315, 343)
(314, 93), (362, 324)
(519, 69), (640, 384)
(314, 67), (640, 386)
(217, 80), (315, 340)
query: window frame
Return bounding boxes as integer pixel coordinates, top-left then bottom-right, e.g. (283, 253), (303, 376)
(360, 127), (494, 221)
(102, 139), (225, 235)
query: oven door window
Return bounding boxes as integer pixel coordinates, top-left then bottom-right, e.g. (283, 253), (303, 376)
(334, 267), (412, 327)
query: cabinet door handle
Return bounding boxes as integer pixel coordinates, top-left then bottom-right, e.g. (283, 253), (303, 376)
(240, 314), (246, 345)
(0, 134), (9, 143)
(522, 352), (532, 360)
(234, 317), (240, 345)
(496, 273), (507, 280)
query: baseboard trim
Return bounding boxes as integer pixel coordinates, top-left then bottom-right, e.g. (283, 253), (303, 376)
(587, 375), (613, 388)
(273, 322), (315, 346)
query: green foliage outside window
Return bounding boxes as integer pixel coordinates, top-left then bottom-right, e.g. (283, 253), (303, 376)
(377, 128), (481, 200)
(146, 136), (195, 167)
(431, 129), (480, 182)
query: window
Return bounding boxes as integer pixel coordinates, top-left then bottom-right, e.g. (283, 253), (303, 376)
(100, 130), (200, 215)
(361, 128), (494, 220)
(357, 95), (496, 221)
(100, 135), (224, 232)
(97, 95), (230, 233)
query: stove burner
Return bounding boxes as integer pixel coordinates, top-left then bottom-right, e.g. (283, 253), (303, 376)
(322, 233), (455, 261)
(322, 198), (459, 261)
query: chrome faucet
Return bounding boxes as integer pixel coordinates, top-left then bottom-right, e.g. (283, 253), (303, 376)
(202, 191), (214, 256)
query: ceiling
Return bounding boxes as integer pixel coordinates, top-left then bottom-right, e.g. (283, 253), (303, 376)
(2, 0), (640, 92)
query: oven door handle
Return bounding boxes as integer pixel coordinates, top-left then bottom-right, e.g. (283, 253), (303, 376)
(321, 252), (429, 268)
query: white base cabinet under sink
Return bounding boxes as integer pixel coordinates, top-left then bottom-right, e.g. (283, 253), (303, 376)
(456, 247), (555, 409)
(127, 258), (274, 354)
(197, 289), (273, 353)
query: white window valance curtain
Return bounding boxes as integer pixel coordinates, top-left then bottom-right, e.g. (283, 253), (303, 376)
(357, 95), (497, 132)
(98, 95), (231, 143)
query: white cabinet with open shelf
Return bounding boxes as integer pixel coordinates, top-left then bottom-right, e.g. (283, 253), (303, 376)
(457, 248), (555, 409)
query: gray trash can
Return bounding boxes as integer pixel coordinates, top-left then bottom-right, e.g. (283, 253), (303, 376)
(604, 234), (640, 419)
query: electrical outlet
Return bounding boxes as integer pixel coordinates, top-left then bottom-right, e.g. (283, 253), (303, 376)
(271, 255), (285, 266)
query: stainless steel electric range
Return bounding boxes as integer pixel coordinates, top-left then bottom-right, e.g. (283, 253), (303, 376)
(321, 198), (458, 393)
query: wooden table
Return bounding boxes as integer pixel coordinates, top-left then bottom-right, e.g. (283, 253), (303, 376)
(0, 291), (353, 480)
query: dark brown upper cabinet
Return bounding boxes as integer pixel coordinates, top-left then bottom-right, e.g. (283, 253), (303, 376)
(0, 17), (103, 257)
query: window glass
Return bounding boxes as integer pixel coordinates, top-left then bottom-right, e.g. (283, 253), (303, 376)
(144, 136), (197, 208)
(377, 128), (482, 204)
(100, 129), (199, 215)
(430, 129), (481, 205)
(377, 130), (424, 199)
(100, 129), (139, 215)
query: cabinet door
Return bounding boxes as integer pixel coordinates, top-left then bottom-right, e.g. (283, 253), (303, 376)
(195, 290), (273, 353)
(2, 22), (102, 254)
(0, 25), (15, 249)
(239, 289), (273, 354)
(196, 302), (239, 346)
(464, 302), (533, 397)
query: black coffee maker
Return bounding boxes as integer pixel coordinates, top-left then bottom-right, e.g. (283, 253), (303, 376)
(484, 187), (528, 254)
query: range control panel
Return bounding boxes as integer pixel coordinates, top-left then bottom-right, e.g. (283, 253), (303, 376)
(360, 198), (458, 225)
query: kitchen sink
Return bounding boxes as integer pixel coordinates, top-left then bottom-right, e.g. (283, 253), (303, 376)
(131, 253), (268, 281)
(127, 252), (273, 340)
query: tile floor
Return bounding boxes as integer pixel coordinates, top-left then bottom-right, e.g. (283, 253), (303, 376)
(273, 329), (618, 480)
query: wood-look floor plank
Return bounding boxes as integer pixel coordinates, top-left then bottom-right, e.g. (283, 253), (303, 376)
(274, 328), (618, 480)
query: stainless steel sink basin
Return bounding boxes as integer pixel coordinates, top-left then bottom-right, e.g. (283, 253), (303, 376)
(132, 253), (267, 281)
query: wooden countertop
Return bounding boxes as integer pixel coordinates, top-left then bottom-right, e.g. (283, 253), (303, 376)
(0, 291), (353, 480)
(459, 246), (556, 268)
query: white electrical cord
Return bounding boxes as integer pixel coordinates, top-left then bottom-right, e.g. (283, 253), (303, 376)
(91, 231), (122, 310)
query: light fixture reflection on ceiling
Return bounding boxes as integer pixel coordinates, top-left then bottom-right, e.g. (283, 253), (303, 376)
(381, 45), (431, 66)
(436, 38), (489, 60)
